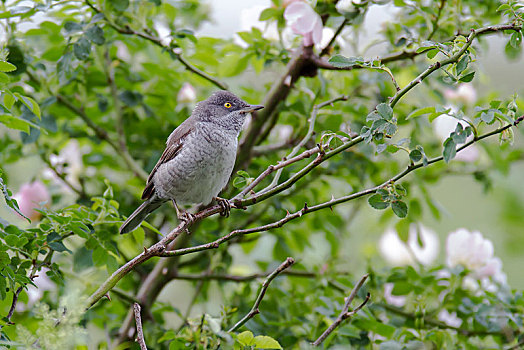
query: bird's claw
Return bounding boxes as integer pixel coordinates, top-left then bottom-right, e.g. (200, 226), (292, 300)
(178, 211), (196, 226)
(214, 197), (231, 217)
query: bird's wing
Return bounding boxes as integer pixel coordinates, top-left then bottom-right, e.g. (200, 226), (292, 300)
(141, 118), (194, 200)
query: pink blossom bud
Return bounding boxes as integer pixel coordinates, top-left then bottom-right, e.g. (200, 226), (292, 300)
(284, 2), (323, 46)
(13, 180), (50, 221)
(177, 83), (197, 104)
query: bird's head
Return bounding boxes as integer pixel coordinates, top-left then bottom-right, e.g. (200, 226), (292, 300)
(194, 91), (264, 126)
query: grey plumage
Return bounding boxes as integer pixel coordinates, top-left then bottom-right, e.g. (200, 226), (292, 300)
(120, 91), (263, 234)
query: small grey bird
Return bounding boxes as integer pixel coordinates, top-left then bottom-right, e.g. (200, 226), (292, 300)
(119, 91), (263, 234)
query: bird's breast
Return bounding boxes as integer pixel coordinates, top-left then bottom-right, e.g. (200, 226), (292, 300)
(153, 124), (238, 205)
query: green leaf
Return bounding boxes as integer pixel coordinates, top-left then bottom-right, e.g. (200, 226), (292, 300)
(368, 194), (389, 210)
(327, 55), (364, 68)
(0, 61), (16, 72)
(110, 0), (129, 12)
(3, 92), (15, 110)
(443, 138), (456, 163)
(92, 246), (108, 266)
(85, 25), (105, 45)
(0, 114), (35, 133)
(459, 71), (475, 83)
(253, 335), (282, 349)
(409, 149), (422, 162)
(376, 103), (393, 119)
(391, 200), (408, 218)
(0, 173), (30, 222)
(237, 331), (254, 346)
(14, 93), (41, 119)
(510, 31), (522, 48)
(73, 37), (91, 60)
(259, 7), (280, 21)
(456, 54), (469, 75)
(48, 241), (72, 254)
(406, 106), (435, 119)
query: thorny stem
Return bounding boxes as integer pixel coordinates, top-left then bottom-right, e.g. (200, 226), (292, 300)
(227, 257), (295, 332)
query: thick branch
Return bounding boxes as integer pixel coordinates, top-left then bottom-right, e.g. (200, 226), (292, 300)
(313, 274), (370, 346)
(228, 257), (295, 332)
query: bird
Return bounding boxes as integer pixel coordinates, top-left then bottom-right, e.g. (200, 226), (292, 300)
(119, 90), (264, 234)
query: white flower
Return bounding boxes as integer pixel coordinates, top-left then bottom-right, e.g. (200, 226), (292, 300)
(433, 114), (479, 162)
(443, 83), (477, 106)
(438, 310), (463, 328)
(383, 283), (406, 307)
(335, 0), (360, 14)
(177, 83), (197, 104)
(16, 268), (55, 312)
(12, 181), (50, 221)
(379, 223), (440, 266)
(284, 1), (323, 46)
(446, 228), (507, 284)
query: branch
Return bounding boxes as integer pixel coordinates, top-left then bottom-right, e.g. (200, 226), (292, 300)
(133, 303), (147, 350)
(312, 274), (370, 346)
(55, 94), (148, 181)
(173, 270), (316, 282)
(161, 115), (524, 258)
(228, 257), (295, 332)
(84, 0), (227, 90)
(258, 95), (349, 194)
(320, 18), (349, 57)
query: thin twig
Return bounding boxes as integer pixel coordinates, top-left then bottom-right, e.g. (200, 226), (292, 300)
(173, 270), (316, 282)
(258, 95), (349, 195)
(55, 94), (148, 181)
(133, 303), (147, 350)
(312, 274), (370, 346)
(320, 18), (349, 57)
(228, 257), (295, 332)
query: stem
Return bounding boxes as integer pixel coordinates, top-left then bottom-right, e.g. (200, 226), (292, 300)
(228, 257), (295, 332)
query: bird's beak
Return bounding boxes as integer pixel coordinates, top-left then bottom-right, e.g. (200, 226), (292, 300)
(240, 104), (264, 113)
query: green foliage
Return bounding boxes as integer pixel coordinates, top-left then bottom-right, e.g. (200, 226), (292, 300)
(0, 0), (523, 348)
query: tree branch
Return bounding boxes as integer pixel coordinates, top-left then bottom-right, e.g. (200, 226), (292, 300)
(313, 273), (370, 346)
(228, 257), (295, 332)
(173, 269), (316, 282)
(161, 115), (524, 258)
(133, 303), (147, 350)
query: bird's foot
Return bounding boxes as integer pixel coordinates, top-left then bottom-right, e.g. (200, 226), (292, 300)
(214, 197), (231, 217)
(178, 210), (196, 225)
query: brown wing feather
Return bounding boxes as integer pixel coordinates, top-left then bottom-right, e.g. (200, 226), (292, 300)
(141, 117), (194, 200)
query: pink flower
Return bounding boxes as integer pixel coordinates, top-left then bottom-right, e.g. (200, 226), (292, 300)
(284, 1), (323, 46)
(13, 180), (50, 221)
(443, 84), (477, 106)
(177, 83), (197, 104)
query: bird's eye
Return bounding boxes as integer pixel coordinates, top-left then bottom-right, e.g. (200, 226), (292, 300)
(224, 102), (232, 108)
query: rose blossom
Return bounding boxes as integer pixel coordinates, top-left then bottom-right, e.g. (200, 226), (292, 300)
(13, 180), (50, 221)
(284, 1), (323, 46)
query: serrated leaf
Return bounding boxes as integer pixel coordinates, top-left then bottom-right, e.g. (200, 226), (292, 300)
(368, 194), (389, 210)
(253, 336), (282, 349)
(391, 201), (408, 218)
(48, 241), (72, 253)
(443, 138), (456, 163)
(0, 61), (16, 72)
(0, 114), (39, 133)
(3, 93), (15, 110)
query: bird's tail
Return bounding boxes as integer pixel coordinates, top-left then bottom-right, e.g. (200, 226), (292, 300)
(119, 197), (164, 234)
